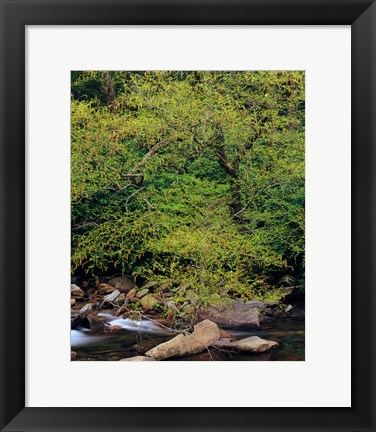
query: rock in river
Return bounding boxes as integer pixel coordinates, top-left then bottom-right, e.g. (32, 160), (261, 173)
(71, 303), (93, 329)
(215, 336), (278, 353)
(198, 300), (281, 328)
(145, 319), (221, 360)
(102, 289), (120, 305)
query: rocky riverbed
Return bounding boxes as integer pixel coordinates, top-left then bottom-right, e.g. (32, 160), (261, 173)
(71, 274), (305, 361)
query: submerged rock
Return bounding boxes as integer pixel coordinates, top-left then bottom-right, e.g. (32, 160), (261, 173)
(215, 336), (278, 353)
(119, 356), (155, 361)
(145, 319), (221, 360)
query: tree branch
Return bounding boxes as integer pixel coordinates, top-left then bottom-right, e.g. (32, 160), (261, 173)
(128, 138), (169, 175)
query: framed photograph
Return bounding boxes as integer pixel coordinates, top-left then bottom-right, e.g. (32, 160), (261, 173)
(0, 0), (375, 431)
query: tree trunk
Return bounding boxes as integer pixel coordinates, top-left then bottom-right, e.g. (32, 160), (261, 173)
(211, 124), (244, 217)
(103, 71), (116, 110)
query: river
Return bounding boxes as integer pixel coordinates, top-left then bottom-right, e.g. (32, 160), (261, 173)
(71, 313), (304, 361)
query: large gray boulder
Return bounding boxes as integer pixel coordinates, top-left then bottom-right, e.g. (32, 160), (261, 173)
(215, 336), (278, 353)
(198, 300), (281, 328)
(145, 319), (221, 360)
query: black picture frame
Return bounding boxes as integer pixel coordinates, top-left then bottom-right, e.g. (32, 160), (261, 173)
(1, 0), (375, 431)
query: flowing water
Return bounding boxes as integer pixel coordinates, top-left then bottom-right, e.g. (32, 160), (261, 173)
(71, 313), (304, 361)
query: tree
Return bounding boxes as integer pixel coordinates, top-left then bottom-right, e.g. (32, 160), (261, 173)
(71, 71), (305, 304)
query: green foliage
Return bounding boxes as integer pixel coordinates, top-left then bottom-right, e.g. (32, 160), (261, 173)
(71, 71), (305, 303)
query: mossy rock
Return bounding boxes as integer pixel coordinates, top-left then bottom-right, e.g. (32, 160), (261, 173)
(140, 294), (159, 312)
(136, 288), (149, 299)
